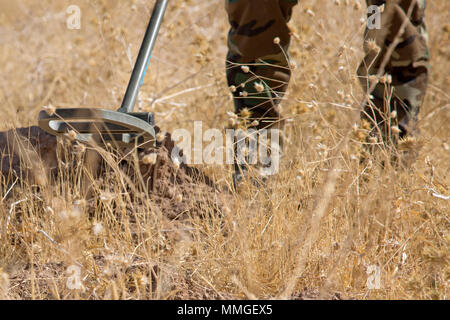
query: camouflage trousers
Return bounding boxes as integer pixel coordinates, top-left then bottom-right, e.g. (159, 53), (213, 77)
(225, 0), (429, 138)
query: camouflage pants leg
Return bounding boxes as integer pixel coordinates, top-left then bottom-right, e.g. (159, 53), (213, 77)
(358, 0), (430, 139)
(225, 0), (298, 130)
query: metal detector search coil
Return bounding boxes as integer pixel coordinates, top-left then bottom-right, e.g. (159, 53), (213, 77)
(38, 108), (156, 146)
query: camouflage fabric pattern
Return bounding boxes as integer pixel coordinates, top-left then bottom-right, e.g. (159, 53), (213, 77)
(225, 0), (429, 138)
(225, 0), (298, 130)
(358, 0), (430, 139)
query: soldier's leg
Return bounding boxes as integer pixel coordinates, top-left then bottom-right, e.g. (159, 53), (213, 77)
(358, 0), (429, 141)
(225, 0), (298, 131)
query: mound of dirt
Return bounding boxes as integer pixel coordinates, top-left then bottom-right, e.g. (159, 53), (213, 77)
(0, 126), (58, 181)
(0, 126), (229, 220)
(132, 128), (228, 219)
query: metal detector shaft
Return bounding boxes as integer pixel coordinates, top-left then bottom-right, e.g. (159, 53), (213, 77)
(118, 0), (168, 114)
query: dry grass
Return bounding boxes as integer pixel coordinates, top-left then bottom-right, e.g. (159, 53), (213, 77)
(0, 0), (449, 300)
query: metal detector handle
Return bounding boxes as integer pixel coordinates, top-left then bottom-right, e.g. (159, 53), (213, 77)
(118, 0), (169, 114)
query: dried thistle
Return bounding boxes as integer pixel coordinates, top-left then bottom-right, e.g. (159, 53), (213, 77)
(142, 153), (157, 165)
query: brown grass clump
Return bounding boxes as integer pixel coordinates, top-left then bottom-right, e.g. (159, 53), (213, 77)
(0, 0), (448, 299)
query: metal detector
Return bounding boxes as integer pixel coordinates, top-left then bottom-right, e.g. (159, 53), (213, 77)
(38, 0), (169, 147)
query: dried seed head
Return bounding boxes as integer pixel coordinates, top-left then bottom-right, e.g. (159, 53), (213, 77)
(229, 85), (237, 93)
(172, 157), (181, 169)
(390, 110), (397, 119)
(367, 39), (380, 53)
(398, 136), (417, 150)
(254, 82), (264, 93)
(166, 187), (175, 198)
(74, 142), (86, 154)
(273, 37), (280, 45)
(386, 74), (392, 84)
(142, 153), (157, 165)
(295, 103), (308, 114)
(251, 120), (259, 127)
(66, 130), (77, 141)
(362, 119), (372, 130)
(391, 125), (401, 134)
(156, 132), (166, 143)
(289, 61), (297, 70)
(240, 108), (251, 118)
(227, 111), (238, 119)
(240, 91), (248, 97)
(43, 104), (56, 115)
(369, 75), (378, 84)
(241, 65), (250, 73)
(356, 130), (367, 141)
(345, 94), (354, 104)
